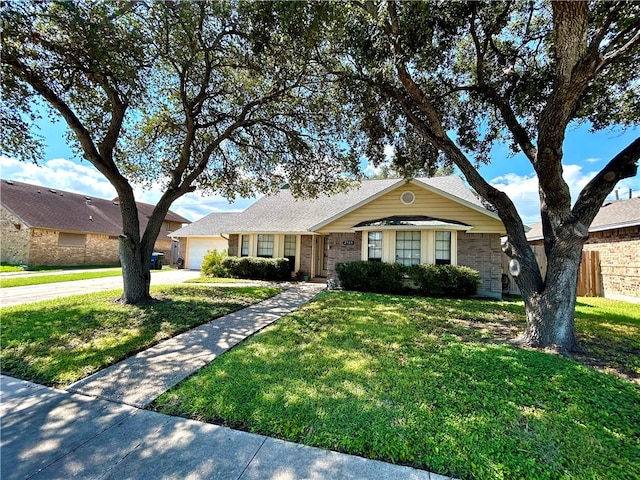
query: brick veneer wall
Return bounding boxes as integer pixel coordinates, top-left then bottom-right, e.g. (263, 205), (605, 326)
(582, 226), (640, 301)
(28, 229), (120, 266)
(1, 206), (30, 264)
(457, 232), (503, 298)
(327, 232), (362, 280)
(299, 235), (313, 276)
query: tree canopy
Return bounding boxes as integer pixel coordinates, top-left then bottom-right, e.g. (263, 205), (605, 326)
(1, 0), (360, 303)
(315, 0), (640, 350)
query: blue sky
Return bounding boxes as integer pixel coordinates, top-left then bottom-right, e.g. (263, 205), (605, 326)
(1, 115), (638, 225)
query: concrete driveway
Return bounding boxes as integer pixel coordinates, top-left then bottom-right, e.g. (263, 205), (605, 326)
(0, 269), (202, 307)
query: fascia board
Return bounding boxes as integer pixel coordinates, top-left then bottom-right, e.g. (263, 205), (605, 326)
(308, 179), (406, 232)
(410, 179), (503, 222)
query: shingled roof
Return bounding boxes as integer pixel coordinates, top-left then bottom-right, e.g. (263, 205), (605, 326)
(171, 175), (495, 236)
(1, 179), (190, 235)
(526, 196), (640, 241)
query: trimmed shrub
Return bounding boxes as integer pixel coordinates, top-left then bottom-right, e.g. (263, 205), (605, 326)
(408, 264), (481, 298)
(221, 256), (291, 281)
(201, 249), (228, 277)
(335, 261), (407, 294)
(336, 261), (481, 298)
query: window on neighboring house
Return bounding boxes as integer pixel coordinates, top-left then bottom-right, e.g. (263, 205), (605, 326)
(256, 234), (274, 258)
(367, 231), (382, 261)
(396, 231), (421, 266)
(284, 235), (296, 272)
(435, 231), (452, 265)
(240, 235), (249, 257)
(58, 233), (86, 247)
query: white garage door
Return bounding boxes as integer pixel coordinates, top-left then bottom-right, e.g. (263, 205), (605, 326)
(187, 237), (228, 270)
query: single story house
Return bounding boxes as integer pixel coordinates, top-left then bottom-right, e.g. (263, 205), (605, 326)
(172, 176), (507, 298)
(0, 179), (191, 267)
(169, 212), (241, 270)
(526, 196), (640, 303)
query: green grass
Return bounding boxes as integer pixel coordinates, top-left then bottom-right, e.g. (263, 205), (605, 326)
(185, 276), (262, 284)
(152, 292), (640, 480)
(0, 285), (281, 387)
(0, 263), (25, 272)
(0, 269), (124, 288)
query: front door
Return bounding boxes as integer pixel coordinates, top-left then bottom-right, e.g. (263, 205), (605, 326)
(315, 235), (329, 277)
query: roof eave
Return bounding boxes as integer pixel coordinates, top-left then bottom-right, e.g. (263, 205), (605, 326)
(353, 224), (472, 232)
(308, 179), (407, 231)
(409, 179), (502, 221)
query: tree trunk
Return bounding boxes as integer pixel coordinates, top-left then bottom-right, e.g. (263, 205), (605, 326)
(115, 186), (154, 305)
(118, 235), (153, 304)
(516, 239), (583, 352)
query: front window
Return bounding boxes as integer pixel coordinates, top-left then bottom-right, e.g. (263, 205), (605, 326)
(395, 231), (421, 266)
(240, 235), (249, 257)
(257, 234), (274, 258)
(284, 235), (296, 271)
(368, 231), (382, 261)
(435, 231), (451, 265)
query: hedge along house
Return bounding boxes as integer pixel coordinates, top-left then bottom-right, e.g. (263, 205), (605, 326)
(0, 179), (191, 267)
(188, 176), (506, 298)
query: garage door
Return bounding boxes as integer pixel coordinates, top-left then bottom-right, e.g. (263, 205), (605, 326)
(187, 237), (228, 270)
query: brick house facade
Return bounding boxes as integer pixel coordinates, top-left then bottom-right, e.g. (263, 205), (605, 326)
(1, 179), (189, 267)
(177, 176), (506, 298)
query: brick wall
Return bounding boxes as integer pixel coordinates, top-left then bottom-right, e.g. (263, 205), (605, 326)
(28, 229), (120, 266)
(299, 235), (313, 276)
(457, 232), (503, 298)
(0, 206), (30, 265)
(327, 232), (362, 280)
(582, 226), (640, 301)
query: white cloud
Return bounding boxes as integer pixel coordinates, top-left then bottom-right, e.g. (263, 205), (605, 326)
(362, 145), (395, 177)
(0, 155), (117, 199)
(0, 155), (257, 221)
(489, 163), (640, 226)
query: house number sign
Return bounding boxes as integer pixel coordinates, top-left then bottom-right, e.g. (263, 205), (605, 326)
(343, 240), (355, 245)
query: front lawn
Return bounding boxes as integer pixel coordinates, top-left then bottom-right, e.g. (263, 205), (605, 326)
(0, 285), (281, 387)
(0, 269), (123, 288)
(152, 292), (639, 480)
(185, 276), (263, 284)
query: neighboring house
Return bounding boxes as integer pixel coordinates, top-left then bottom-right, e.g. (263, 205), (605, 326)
(0, 179), (190, 267)
(526, 196), (640, 302)
(169, 212), (241, 270)
(174, 176), (507, 298)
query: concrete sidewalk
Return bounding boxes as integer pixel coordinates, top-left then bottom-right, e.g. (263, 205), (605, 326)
(1, 282), (454, 480)
(1, 376), (446, 480)
(67, 283), (325, 407)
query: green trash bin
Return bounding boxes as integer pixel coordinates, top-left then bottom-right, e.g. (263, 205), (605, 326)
(150, 252), (165, 270)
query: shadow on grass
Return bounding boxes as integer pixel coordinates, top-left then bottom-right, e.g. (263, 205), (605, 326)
(0, 285), (279, 387)
(152, 291), (640, 480)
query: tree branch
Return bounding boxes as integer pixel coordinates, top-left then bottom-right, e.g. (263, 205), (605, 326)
(573, 136), (640, 226)
(3, 54), (122, 180)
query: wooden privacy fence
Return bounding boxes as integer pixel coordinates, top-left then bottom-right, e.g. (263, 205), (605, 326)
(576, 250), (603, 297)
(503, 246), (603, 297)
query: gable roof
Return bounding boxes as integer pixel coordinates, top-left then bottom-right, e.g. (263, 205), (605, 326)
(526, 196), (640, 241)
(167, 212), (243, 237)
(171, 175), (499, 236)
(1, 179), (190, 236)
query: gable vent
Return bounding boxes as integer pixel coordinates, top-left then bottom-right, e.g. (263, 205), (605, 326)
(400, 191), (415, 205)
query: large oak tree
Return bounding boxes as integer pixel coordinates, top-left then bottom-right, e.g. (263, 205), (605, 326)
(1, 1), (358, 303)
(321, 0), (640, 351)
